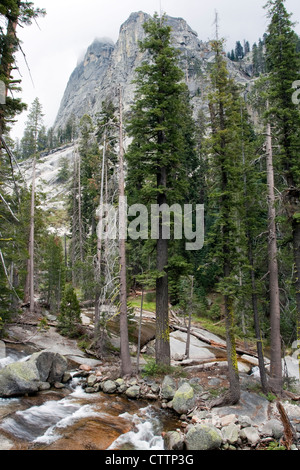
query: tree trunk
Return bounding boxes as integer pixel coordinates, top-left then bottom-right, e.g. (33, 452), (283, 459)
(240, 102), (269, 394)
(224, 293), (241, 404)
(29, 155), (36, 313)
(77, 150), (84, 266)
(118, 88), (132, 376)
(266, 121), (282, 395)
(0, 14), (18, 134)
(292, 219), (300, 378)
(185, 276), (194, 359)
(136, 287), (144, 374)
(155, 165), (170, 366)
(71, 150), (78, 285)
(220, 97), (240, 405)
(94, 130), (106, 352)
(248, 240), (269, 394)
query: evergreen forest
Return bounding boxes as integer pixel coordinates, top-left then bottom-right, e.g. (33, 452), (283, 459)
(1, 0), (300, 411)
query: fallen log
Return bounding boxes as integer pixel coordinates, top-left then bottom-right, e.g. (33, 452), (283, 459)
(170, 324), (259, 359)
(276, 400), (297, 450)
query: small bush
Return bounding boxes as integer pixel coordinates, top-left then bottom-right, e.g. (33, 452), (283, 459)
(142, 357), (186, 378)
(57, 285), (82, 338)
(145, 292), (156, 303)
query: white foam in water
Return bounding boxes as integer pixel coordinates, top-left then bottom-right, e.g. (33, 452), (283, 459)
(0, 396), (101, 444)
(0, 356), (15, 369)
(0, 355), (166, 449)
(109, 407), (164, 451)
(0, 353), (32, 370)
(34, 402), (101, 445)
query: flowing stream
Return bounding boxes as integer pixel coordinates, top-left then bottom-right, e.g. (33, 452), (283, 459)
(0, 346), (179, 451)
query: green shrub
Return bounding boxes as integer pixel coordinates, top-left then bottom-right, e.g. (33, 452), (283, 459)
(57, 285), (82, 338)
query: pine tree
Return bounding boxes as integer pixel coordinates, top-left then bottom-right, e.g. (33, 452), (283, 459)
(0, 1), (45, 135)
(58, 285), (81, 338)
(205, 39), (248, 406)
(41, 234), (65, 313)
(235, 41), (244, 60)
(93, 100), (120, 359)
(266, 116), (282, 394)
(264, 0), (300, 369)
(126, 13), (196, 366)
(238, 93), (270, 394)
(22, 98), (44, 313)
(244, 40), (250, 55)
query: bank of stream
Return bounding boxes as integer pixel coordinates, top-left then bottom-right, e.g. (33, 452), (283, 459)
(2, 310), (300, 451)
(0, 344), (181, 451)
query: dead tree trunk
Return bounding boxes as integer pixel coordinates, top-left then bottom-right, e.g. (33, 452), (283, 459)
(29, 154), (36, 313)
(118, 87), (132, 376)
(185, 275), (194, 359)
(241, 104), (269, 394)
(94, 130), (107, 352)
(266, 121), (282, 395)
(136, 287), (144, 374)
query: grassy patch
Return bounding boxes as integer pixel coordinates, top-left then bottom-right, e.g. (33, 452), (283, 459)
(128, 295), (156, 313)
(141, 357), (186, 378)
(189, 315), (227, 339)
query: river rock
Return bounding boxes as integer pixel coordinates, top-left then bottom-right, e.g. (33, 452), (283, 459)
(102, 380), (117, 394)
(54, 382), (65, 389)
(79, 364), (92, 371)
(260, 419), (284, 440)
(172, 382), (196, 415)
(164, 431), (185, 450)
(0, 350), (68, 397)
(220, 414), (237, 427)
(185, 423), (222, 450)
(161, 375), (177, 400)
(151, 383), (160, 394)
(87, 374), (98, 387)
(0, 360), (40, 397)
(125, 385), (140, 398)
(239, 426), (260, 446)
(238, 415), (254, 428)
(0, 433), (14, 450)
(62, 372), (72, 383)
(29, 350), (68, 383)
(115, 378), (125, 387)
(38, 381), (51, 391)
(222, 423), (240, 445)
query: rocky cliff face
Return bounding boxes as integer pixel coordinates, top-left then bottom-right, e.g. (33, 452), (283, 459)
(53, 11), (250, 132)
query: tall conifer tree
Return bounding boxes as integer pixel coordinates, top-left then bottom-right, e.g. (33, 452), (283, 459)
(264, 0), (300, 363)
(206, 39), (248, 405)
(126, 13), (196, 366)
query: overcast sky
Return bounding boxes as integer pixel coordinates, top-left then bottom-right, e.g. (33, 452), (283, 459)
(11, 0), (300, 140)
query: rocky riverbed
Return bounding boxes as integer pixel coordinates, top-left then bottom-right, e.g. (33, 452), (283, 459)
(1, 308), (300, 451)
(72, 359), (300, 451)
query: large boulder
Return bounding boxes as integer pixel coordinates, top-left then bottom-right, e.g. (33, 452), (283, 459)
(102, 380), (117, 394)
(0, 360), (40, 397)
(172, 382), (196, 415)
(28, 350), (68, 383)
(0, 350), (68, 397)
(185, 424), (222, 450)
(125, 385), (140, 399)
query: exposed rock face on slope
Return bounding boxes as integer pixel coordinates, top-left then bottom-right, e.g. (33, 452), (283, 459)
(53, 11), (250, 132)
(19, 144), (75, 236)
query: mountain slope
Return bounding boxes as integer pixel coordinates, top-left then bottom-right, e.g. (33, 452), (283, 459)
(53, 11), (250, 131)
